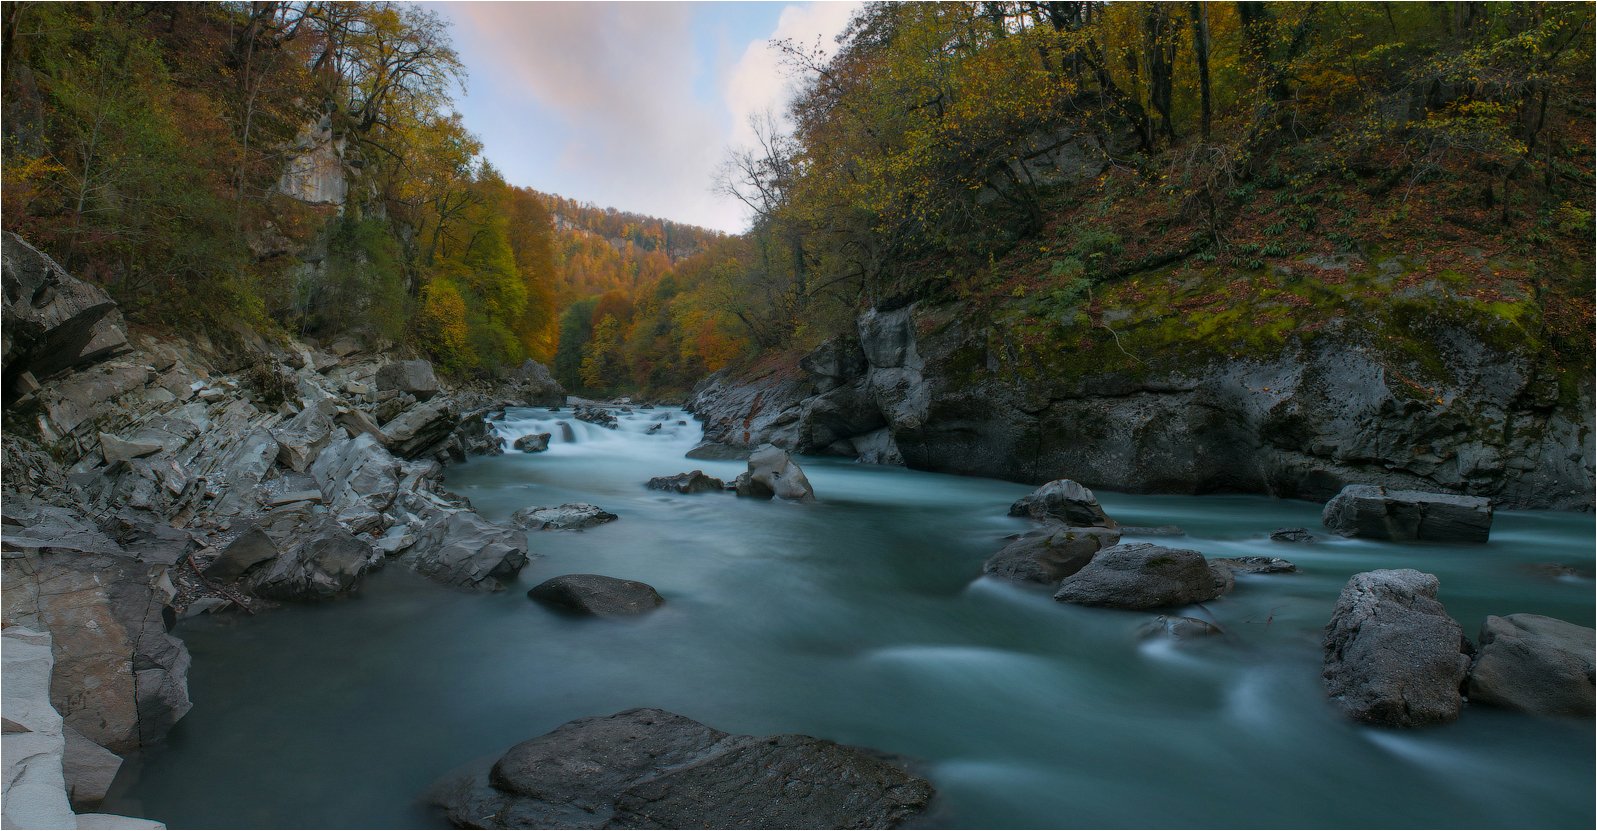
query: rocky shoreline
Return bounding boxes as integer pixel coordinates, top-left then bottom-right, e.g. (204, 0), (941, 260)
(1, 233), (564, 822)
(687, 301), (1595, 511)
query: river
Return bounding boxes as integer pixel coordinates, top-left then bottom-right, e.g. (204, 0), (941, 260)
(104, 405), (1595, 829)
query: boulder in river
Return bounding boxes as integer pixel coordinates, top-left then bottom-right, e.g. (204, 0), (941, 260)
(685, 440), (750, 461)
(1053, 543), (1223, 609)
(429, 707), (933, 829)
(404, 510), (530, 591)
(375, 359), (440, 401)
(983, 526), (1120, 585)
(1009, 479), (1116, 528)
(1140, 615), (1224, 641)
(1466, 613), (1594, 718)
(1270, 527), (1317, 543)
(646, 470), (725, 494)
(512, 503), (618, 530)
(1210, 556), (1298, 575)
(527, 575), (664, 617)
(1321, 484), (1492, 543)
(513, 433), (551, 453)
(1321, 569), (1470, 728)
(732, 444), (815, 502)
(574, 405), (618, 429)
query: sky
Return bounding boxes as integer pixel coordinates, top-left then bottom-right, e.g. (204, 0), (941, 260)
(430, 1), (862, 235)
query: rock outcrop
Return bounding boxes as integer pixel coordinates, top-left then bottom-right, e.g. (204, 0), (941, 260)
(429, 708), (933, 829)
(1322, 484), (1494, 542)
(687, 300), (1593, 510)
(1321, 569), (1470, 727)
(1053, 543), (1225, 609)
(504, 359), (565, 407)
(2, 233), (131, 407)
(1466, 614), (1594, 717)
(376, 359), (440, 401)
(527, 575), (665, 617)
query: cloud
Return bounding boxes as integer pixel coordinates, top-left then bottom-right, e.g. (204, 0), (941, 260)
(444, 2), (861, 233)
(725, 2), (861, 150)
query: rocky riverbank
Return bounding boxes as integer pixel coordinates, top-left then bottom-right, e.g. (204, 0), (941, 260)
(0, 232), (564, 818)
(688, 299), (1594, 511)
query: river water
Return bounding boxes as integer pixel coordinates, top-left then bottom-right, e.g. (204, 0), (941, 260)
(105, 406), (1595, 829)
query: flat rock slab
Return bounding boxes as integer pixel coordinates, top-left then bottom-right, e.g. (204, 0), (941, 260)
(1467, 613), (1594, 718)
(1322, 484), (1492, 543)
(511, 503), (618, 531)
(1322, 569), (1469, 728)
(528, 575), (663, 617)
(1211, 556), (1298, 575)
(1053, 543), (1224, 609)
(430, 708), (933, 829)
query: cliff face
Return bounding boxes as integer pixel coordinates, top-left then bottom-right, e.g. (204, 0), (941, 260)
(690, 298), (1594, 511)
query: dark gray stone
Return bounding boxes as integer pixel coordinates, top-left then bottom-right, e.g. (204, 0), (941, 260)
(2, 233), (131, 404)
(1322, 484), (1493, 542)
(511, 503), (618, 531)
(1210, 556), (1298, 575)
(505, 359), (565, 407)
(527, 574), (664, 617)
(1270, 527), (1317, 543)
(1053, 543), (1223, 609)
(574, 406), (618, 429)
(646, 470), (725, 494)
(1322, 569), (1469, 727)
(430, 708), (933, 829)
(685, 441), (749, 461)
(513, 433), (551, 453)
(405, 510), (529, 591)
(733, 444), (814, 502)
(1467, 613), (1594, 717)
(1009, 479), (1116, 527)
(983, 526), (1120, 585)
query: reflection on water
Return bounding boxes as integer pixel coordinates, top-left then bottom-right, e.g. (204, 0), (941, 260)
(104, 406), (1596, 829)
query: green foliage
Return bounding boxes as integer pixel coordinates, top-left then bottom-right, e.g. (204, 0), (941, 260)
(553, 297), (599, 390)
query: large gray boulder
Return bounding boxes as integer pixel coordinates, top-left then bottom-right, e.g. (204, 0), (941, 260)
(1, 233), (131, 405)
(1009, 479), (1116, 527)
(1053, 543), (1222, 609)
(233, 509), (382, 601)
(733, 444), (815, 502)
(511, 503), (618, 531)
(1322, 569), (1470, 728)
(311, 434), (401, 535)
(380, 397), (458, 459)
(506, 359), (565, 407)
(984, 526), (1120, 585)
(527, 575), (664, 617)
(430, 708), (933, 829)
(1321, 484), (1493, 543)
(271, 399), (339, 473)
(513, 433), (551, 453)
(404, 511), (529, 591)
(375, 359), (440, 400)
(1466, 613), (1594, 718)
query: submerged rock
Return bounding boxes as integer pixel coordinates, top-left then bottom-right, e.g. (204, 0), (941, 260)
(646, 470), (725, 494)
(1210, 556), (1298, 575)
(1270, 527), (1317, 543)
(429, 708), (933, 829)
(1322, 569), (1469, 728)
(1009, 479), (1116, 527)
(1321, 484), (1492, 543)
(983, 526), (1120, 585)
(527, 575), (664, 617)
(512, 503), (618, 531)
(1466, 613), (1594, 718)
(732, 444), (815, 502)
(1053, 543), (1224, 609)
(685, 440), (749, 461)
(574, 405), (618, 429)
(1140, 615), (1224, 641)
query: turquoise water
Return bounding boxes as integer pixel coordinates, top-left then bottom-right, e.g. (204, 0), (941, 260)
(104, 407), (1596, 828)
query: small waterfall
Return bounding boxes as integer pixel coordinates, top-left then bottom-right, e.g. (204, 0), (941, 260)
(492, 404), (702, 457)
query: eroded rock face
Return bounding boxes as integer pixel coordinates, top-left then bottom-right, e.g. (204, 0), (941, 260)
(1467, 614), (1594, 718)
(506, 359), (565, 407)
(1009, 479), (1116, 527)
(1322, 484), (1493, 542)
(733, 444), (815, 502)
(429, 708), (934, 829)
(405, 511), (529, 591)
(1322, 569), (1470, 728)
(984, 526), (1120, 585)
(1053, 543), (1223, 609)
(2, 232), (131, 405)
(527, 575), (664, 617)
